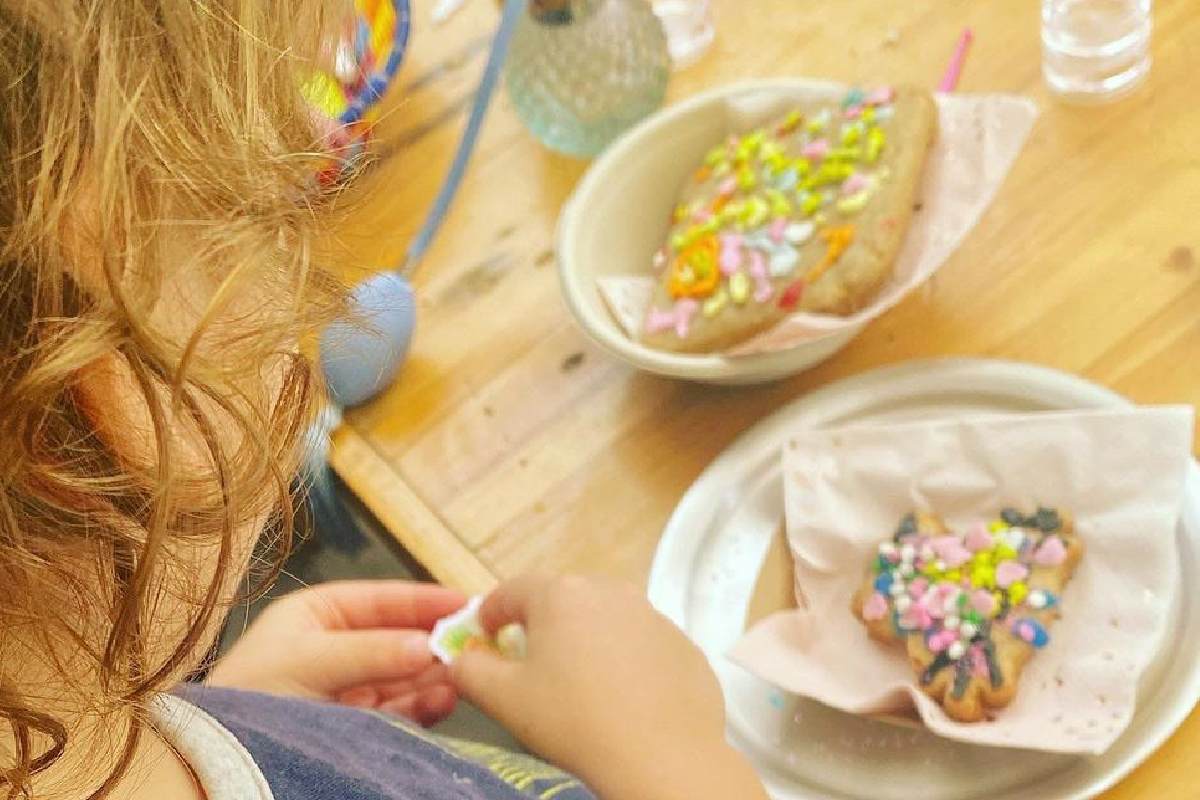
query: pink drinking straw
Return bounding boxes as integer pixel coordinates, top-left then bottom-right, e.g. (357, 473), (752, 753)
(938, 28), (974, 92)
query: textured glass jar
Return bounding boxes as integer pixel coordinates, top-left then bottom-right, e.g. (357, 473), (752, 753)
(505, 0), (670, 158)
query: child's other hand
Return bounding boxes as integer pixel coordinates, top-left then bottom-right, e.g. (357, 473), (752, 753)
(452, 576), (768, 800)
(209, 580), (466, 726)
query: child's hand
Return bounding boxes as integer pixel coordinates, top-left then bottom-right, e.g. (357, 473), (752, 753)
(209, 580), (466, 726)
(452, 576), (768, 800)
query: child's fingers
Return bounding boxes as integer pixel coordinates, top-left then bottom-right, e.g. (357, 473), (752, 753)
(303, 629), (434, 695)
(451, 647), (524, 724)
(476, 575), (551, 635)
(298, 580), (468, 632)
(414, 684), (458, 726)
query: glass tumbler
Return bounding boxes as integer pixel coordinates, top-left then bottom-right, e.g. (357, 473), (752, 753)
(1042, 0), (1152, 103)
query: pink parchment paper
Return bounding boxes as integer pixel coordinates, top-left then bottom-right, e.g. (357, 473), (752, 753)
(731, 407), (1194, 754)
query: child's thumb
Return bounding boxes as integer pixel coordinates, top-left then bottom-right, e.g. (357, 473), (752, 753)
(451, 648), (524, 725)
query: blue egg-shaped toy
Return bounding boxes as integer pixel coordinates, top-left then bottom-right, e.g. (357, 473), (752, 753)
(319, 272), (416, 407)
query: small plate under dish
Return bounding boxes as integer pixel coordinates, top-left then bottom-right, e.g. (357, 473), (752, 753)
(646, 358), (1200, 800)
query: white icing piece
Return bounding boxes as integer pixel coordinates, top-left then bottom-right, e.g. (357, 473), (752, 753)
(895, 595), (912, 613)
(785, 221), (815, 244)
(768, 246), (799, 277)
(948, 641), (966, 660)
(960, 622), (979, 639)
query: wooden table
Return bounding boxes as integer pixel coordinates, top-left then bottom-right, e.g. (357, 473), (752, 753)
(327, 1), (1200, 795)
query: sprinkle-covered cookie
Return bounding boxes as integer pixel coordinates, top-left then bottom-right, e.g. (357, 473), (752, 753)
(852, 508), (1083, 723)
(640, 85), (937, 353)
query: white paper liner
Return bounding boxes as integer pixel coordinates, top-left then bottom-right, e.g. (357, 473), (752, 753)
(730, 407), (1194, 755)
(599, 92), (1039, 357)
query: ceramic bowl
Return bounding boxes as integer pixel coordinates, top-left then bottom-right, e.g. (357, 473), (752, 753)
(556, 78), (867, 385)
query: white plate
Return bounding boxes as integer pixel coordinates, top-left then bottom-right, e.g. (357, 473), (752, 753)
(646, 358), (1200, 800)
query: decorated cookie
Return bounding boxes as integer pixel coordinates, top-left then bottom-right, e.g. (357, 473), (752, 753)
(852, 508), (1083, 723)
(640, 85), (937, 353)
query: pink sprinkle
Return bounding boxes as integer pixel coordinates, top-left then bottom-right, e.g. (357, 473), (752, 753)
(718, 177), (738, 197)
(1034, 536), (1067, 567)
(908, 577), (929, 599)
(748, 250), (773, 303)
(1017, 621), (1036, 644)
(866, 86), (896, 106)
(645, 307), (676, 335)
(862, 592), (889, 621)
(901, 606), (932, 631)
(674, 299), (699, 338)
(971, 589), (996, 616)
(841, 172), (870, 197)
(718, 233), (743, 275)
(692, 209), (714, 224)
(802, 138), (830, 160)
(995, 560), (1029, 588)
(844, 105), (863, 120)
(931, 536), (972, 569)
(971, 645), (989, 677)
(768, 217), (789, 243)
(928, 630), (958, 653)
(964, 521), (992, 552)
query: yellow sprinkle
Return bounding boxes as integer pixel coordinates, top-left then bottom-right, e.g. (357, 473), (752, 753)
(866, 127), (887, 163)
(862, 106), (876, 123)
(737, 165), (757, 190)
(719, 202), (743, 224)
(778, 109), (804, 135)
(1008, 581), (1029, 606)
(995, 544), (1018, 562)
(836, 191), (870, 214)
(766, 189), (793, 218)
(735, 130), (765, 161)
(971, 565), (996, 589)
(672, 204), (690, 223)
(988, 520), (1007, 533)
(729, 272), (751, 304)
(704, 145), (728, 167)
(760, 140), (785, 164)
(800, 192), (824, 216)
(712, 161), (732, 177)
(841, 125), (862, 146)
(702, 288), (729, 318)
(972, 550), (993, 567)
(828, 147), (863, 161)
(742, 196), (769, 227)
(670, 233), (686, 251)
(945, 569), (962, 583)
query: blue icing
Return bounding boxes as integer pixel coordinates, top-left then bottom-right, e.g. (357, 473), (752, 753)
(1021, 618), (1050, 648)
(874, 572), (893, 594)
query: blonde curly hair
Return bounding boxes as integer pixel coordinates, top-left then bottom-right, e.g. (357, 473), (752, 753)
(0, 1), (352, 795)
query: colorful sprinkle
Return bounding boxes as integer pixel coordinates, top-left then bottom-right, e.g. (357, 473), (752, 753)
(862, 592), (889, 621)
(804, 225), (855, 284)
(995, 560), (1029, 588)
(729, 272), (750, 304)
(778, 280), (804, 310)
(748, 250), (773, 303)
(701, 288), (728, 318)
(768, 246), (800, 278)
(718, 233), (743, 275)
(1034, 535), (1068, 566)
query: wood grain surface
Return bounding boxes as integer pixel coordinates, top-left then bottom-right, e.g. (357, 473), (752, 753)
(325, 1), (1200, 795)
